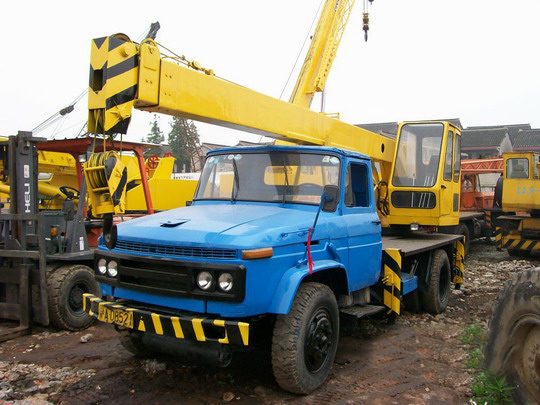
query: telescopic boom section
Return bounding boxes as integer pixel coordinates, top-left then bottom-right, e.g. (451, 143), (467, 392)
(289, 0), (355, 108)
(87, 35), (395, 173)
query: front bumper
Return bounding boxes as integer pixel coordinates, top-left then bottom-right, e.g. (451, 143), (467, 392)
(83, 294), (249, 346)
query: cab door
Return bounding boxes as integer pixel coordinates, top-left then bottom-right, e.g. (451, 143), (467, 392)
(342, 160), (382, 291)
(440, 129), (460, 217)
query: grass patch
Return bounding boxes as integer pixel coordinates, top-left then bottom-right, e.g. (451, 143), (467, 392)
(460, 322), (514, 405)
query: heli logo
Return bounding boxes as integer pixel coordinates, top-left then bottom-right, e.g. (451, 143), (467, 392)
(24, 183), (31, 213)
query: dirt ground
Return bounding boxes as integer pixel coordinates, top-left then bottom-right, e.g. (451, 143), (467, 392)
(1, 239), (538, 405)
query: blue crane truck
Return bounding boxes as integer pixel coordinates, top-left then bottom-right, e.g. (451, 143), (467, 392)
(83, 145), (464, 394)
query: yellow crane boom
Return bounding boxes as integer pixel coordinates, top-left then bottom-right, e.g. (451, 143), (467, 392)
(290, 0), (355, 108)
(87, 9), (460, 229)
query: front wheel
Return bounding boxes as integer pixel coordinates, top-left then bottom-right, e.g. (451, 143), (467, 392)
(271, 282), (339, 394)
(484, 269), (540, 404)
(47, 264), (100, 331)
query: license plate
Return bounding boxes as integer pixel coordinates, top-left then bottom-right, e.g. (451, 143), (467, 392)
(98, 306), (134, 329)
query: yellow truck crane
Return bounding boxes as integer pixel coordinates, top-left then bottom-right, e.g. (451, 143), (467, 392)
(494, 151), (540, 256)
(82, 2), (465, 393)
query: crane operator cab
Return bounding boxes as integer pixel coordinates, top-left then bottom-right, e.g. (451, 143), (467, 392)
(386, 121), (462, 230)
(501, 152), (540, 216)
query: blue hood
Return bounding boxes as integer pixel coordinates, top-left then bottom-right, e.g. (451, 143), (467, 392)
(115, 203), (334, 248)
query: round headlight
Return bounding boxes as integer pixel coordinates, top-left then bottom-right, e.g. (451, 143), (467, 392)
(97, 258), (107, 274)
(197, 271), (213, 290)
(218, 273), (234, 292)
(107, 260), (118, 277)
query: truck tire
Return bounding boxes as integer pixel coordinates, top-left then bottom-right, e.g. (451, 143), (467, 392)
(47, 264), (100, 331)
(508, 249), (531, 258)
(457, 223), (470, 258)
(404, 290), (423, 313)
(119, 331), (155, 357)
(271, 282), (339, 394)
(420, 249), (451, 315)
(484, 269), (540, 404)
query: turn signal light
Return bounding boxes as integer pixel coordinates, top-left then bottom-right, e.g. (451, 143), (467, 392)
(242, 247), (273, 260)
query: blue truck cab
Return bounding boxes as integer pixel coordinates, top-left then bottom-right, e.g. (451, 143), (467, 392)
(84, 145), (463, 394)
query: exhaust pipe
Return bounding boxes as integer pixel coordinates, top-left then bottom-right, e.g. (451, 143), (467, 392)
(138, 332), (233, 367)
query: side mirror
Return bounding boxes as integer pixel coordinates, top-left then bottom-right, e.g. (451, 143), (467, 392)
(322, 185), (339, 212)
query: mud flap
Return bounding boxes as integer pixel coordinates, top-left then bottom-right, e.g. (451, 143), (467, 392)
(382, 248), (401, 316)
(452, 239), (465, 287)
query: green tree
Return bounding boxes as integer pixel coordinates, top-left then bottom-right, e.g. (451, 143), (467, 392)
(143, 115), (164, 158)
(167, 117), (200, 172)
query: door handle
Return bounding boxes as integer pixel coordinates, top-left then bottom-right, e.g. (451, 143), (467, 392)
(441, 185), (447, 189)
(372, 220), (381, 225)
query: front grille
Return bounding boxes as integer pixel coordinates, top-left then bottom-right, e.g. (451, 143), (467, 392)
(115, 239), (237, 260)
(392, 191), (436, 209)
(94, 252), (247, 302)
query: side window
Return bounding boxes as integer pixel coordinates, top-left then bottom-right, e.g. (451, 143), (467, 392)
(345, 163), (369, 208)
(506, 158), (529, 179)
(453, 135), (461, 182)
(443, 132), (454, 181)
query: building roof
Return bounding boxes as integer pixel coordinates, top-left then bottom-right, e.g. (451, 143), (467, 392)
(466, 124), (531, 144)
(355, 122), (398, 138)
(461, 128), (509, 148)
(512, 129), (540, 149)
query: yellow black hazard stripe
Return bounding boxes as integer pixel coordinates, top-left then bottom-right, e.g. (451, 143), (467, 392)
(88, 36), (139, 135)
(382, 248), (401, 315)
(452, 239), (465, 285)
(501, 237), (540, 251)
(495, 226), (502, 250)
(83, 294), (249, 346)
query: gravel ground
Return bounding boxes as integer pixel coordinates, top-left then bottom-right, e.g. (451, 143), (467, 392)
(0, 238), (538, 405)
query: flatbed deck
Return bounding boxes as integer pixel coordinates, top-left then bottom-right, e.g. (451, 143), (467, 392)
(382, 232), (462, 257)
(459, 211), (485, 221)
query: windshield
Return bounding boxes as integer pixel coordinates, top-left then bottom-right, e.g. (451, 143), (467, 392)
(392, 123), (444, 188)
(194, 152), (341, 205)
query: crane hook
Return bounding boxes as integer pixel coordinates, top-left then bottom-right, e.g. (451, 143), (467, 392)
(363, 12), (369, 42)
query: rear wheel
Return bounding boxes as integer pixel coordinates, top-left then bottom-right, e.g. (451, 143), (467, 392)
(271, 282), (339, 394)
(47, 265), (100, 331)
(484, 269), (540, 404)
(404, 290), (423, 313)
(420, 249), (451, 314)
(509, 249), (531, 258)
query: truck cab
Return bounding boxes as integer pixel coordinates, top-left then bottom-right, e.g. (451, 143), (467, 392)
(92, 145), (380, 319)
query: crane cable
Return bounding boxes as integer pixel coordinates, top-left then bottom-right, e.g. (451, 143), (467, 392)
(279, 0), (325, 101)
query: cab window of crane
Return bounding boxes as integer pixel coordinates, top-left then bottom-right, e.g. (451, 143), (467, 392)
(506, 158), (529, 179)
(453, 135), (461, 183)
(392, 123), (444, 188)
(345, 163), (369, 207)
(195, 152), (340, 205)
(443, 132), (454, 182)
(533, 155), (540, 179)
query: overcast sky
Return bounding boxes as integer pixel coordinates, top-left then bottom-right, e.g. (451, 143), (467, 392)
(2, 0), (539, 146)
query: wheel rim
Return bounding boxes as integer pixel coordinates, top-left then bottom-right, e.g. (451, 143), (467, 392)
(68, 282), (91, 315)
(515, 326), (540, 401)
(304, 308), (333, 373)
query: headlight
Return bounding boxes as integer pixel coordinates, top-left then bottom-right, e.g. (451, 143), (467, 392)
(218, 273), (233, 292)
(197, 271), (213, 290)
(97, 258), (107, 274)
(107, 260), (118, 277)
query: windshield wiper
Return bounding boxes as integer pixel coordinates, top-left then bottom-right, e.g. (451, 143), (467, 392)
(231, 157), (240, 202)
(282, 156), (290, 205)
